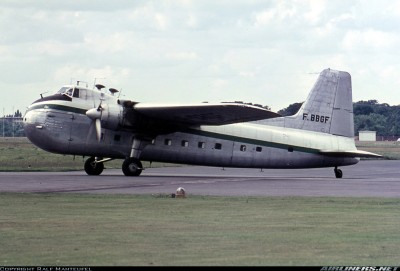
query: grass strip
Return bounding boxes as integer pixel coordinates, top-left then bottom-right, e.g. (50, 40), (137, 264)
(0, 193), (399, 266)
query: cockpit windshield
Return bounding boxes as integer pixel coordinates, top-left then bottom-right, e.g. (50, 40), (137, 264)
(57, 87), (73, 96)
(57, 87), (80, 98)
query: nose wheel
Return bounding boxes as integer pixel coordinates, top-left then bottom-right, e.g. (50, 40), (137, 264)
(334, 167), (343, 179)
(122, 157), (143, 176)
(84, 157), (104, 176)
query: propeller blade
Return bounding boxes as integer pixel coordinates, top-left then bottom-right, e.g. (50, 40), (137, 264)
(95, 119), (102, 142)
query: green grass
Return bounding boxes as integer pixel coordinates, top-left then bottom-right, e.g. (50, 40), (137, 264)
(356, 141), (400, 160)
(0, 194), (399, 266)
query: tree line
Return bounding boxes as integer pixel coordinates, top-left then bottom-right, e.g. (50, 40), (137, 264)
(0, 110), (24, 137)
(2, 102), (399, 138)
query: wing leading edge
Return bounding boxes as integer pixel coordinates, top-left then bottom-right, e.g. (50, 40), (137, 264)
(133, 102), (281, 125)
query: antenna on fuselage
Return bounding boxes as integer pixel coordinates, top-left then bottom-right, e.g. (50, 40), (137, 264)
(40, 91), (49, 99)
(77, 80), (88, 88)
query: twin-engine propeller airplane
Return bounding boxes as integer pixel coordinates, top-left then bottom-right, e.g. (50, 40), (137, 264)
(23, 68), (381, 178)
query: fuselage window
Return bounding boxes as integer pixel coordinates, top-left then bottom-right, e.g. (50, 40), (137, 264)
(256, 146), (262, 152)
(240, 145), (246, 151)
(215, 143), (222, 150)
(73, 88), (80, 98)
(198, 142), (205, 149)
(164, 139), (172, 146)
(181, 140), (189, 147)
(288, 146), (294, 152)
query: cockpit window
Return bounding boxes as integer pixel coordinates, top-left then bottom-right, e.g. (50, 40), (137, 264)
(57, 87), (71, 95)
(73, 88), (80, 98)
(57, 87), (78, 98)
(66, 88), (73, 97)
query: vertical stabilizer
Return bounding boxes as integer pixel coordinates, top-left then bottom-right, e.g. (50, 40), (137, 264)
(287, 68), (354, 137)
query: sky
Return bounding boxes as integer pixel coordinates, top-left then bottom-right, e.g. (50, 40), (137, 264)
(2, 0), (400, 115)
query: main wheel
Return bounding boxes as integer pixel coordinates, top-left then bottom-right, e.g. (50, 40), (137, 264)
(122, 158), (143, 176)
(84, 157), (104, 176)
(334, 167), (343, 179)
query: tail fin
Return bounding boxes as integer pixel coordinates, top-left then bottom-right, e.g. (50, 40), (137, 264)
(288, 68), (354, 137)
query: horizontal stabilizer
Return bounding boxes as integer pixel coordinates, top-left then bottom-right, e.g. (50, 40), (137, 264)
(133, 103), (281, 125)
(319, 149), (383, 158)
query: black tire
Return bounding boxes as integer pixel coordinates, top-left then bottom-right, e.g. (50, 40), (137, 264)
(122, 158), (143, 176)
(334, 168), (343, 179)
(84, 157), (104, 176)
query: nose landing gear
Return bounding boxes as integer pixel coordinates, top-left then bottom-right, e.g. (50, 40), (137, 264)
(84, 157), (104, 176)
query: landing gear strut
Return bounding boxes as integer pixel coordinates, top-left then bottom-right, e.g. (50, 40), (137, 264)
(84, 157), (104, 176)
(122, 157), (143, 176)
(121, 137), (148, 177)
(334, 166), (343, 179)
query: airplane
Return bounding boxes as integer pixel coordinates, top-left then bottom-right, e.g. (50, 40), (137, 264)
(23, 68), (382, 178)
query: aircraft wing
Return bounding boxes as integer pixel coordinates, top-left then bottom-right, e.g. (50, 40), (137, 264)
(319, 149), (383, 158)
(132, 102), (281, 125)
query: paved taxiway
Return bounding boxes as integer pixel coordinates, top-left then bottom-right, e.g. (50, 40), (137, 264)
(0, 160), (399, 197)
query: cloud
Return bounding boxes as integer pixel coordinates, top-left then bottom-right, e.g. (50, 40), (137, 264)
(2, 0), (400, 115)
(342, 29), (399, 51)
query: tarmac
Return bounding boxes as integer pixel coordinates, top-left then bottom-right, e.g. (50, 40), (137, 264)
(0, 160), (399, 197)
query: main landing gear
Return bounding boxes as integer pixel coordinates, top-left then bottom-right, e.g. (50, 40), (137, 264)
(334, 166), (343, 179)
(84, 156), (144, 176)
(122, 157), (143, 176)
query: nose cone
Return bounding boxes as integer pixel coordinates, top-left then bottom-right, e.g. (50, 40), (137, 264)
(23, 108), (54, 153)
(23, 109), (41, 142)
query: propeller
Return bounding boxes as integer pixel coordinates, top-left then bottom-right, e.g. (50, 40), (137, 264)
(86, 96), (105, 142)
(86, 89), (123, 142)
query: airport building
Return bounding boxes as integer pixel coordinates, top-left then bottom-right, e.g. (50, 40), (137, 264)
(358, 130), (377, 142)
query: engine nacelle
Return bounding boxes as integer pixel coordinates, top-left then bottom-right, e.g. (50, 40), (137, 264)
(100, 103), (123, 131)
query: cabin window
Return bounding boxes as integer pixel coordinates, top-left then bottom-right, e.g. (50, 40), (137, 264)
(256, 146), (262, 152)
(151, 139), (156, 145)
(181, 140), (189, 147)
(214, 143), (222, 150)
(240, 145), (246, 152)
(114, 134), (121, 141)
(288, 146), (294, 152)
(198, 142), (205, 149)
(164, 139), (172, 146)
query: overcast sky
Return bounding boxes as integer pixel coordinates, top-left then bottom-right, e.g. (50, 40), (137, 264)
(2, 0), (400, 115)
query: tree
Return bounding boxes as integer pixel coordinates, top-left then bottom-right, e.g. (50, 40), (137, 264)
(354, 113), (386, 136)
(278, 102), (303, 116)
